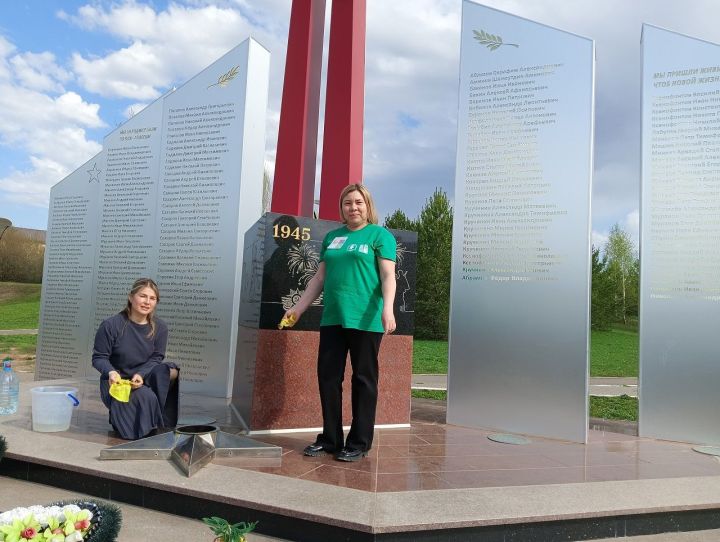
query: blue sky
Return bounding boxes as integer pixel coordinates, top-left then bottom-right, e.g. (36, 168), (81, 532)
(2, 0), (720, 249)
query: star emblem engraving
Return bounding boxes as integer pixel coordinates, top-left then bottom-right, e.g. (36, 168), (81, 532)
(87, 162), (102, 183)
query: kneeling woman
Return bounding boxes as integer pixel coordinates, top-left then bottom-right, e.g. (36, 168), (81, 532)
(92, 278), (179, 440)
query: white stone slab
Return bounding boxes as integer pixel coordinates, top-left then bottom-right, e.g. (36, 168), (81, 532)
(37, 38), (270, 397)
(37, 152), (104, 379)
(448, 1), (594, 442)
(640, 24), (720, 443)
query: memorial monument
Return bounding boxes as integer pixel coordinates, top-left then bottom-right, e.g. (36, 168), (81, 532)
(232, 213), (416, 432)
(447, 1), (595, 443)
(230, 0), (416, 432)
(36, 38), (270, 397)
(37, 0), (415, 432)
(640, 24), (720, 443)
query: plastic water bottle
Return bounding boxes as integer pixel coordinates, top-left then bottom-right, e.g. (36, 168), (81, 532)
(0, 357), (19, 415)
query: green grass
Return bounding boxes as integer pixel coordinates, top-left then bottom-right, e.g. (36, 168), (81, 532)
(413, 329), (638, 378)
(589, 395), (638, 421)
(0, 334), (37, 357)
(411, 389), (447, 400)
(412, 340), (448, 373)
(590, 328), (638, 377)
(0, 282), (41, 329)
(412, 390), (637, 422)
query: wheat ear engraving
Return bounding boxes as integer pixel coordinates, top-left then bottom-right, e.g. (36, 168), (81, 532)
(473, 29), (518, 51)
(207, 65), (240, 89)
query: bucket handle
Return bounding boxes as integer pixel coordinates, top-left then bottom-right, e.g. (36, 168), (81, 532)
(68, 393), (80, 407)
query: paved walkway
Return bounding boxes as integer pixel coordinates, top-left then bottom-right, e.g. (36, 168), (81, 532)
(412, 374), (638, 397)
(0, 328), (37, 335)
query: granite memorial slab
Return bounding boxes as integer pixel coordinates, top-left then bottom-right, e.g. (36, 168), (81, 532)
(232, 212), (416, 432)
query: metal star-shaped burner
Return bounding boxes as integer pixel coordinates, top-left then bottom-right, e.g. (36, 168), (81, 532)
(100, 425), (282, 477)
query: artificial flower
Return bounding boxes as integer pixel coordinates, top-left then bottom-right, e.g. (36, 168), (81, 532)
(0, 507), (93, 542)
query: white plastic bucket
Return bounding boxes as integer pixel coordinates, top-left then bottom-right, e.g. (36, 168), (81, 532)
(31, 386), (79, 432)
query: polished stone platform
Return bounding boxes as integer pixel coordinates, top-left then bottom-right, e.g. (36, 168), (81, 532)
(3, 377), (720, 541)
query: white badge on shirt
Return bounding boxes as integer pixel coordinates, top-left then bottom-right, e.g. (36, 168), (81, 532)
(328, 236), (347, 249)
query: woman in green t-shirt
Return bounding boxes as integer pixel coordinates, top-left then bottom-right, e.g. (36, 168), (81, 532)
(283, 184), (396, 462)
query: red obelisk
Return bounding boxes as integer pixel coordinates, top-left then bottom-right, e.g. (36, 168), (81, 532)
(271, 0), (326, 217)
(272, 0), (366, 219)
(318, 0), (366, 220)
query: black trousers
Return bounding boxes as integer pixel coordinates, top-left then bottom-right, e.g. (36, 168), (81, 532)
(315, 325), (383, 453)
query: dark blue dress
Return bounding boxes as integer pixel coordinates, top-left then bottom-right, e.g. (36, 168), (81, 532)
(92, 313), (179, 440)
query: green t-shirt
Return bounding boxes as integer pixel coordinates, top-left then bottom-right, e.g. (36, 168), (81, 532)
(320, 224), (397, 332)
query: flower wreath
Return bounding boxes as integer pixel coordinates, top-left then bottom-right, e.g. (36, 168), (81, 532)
(0, 499), (121, 542)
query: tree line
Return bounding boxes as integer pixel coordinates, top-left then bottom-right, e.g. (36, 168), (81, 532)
(0, 228), (45, 283)
(385, 189), (639, 339)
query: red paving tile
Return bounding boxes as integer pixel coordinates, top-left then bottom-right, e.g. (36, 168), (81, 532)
(299, 464), (377, 491)
(435, 466), (591, 488)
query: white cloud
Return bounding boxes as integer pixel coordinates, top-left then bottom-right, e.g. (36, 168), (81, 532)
(9, 51), (71, 93)
(72, 41), (168, 100)
(63, 1), (158, 37)
(0, 36), (15, 81)
(591, 230), (609, 252)
(67, 2), (278, 100)
(31, 126), (102, 169)
(363, 1), (462, 218)
(0, 111), (103, 207)
(55, 92), (103, 126)
(0, 34), (104, 208)
(623, 209), (640, 249)
(0, 85), (104, 148)
(592, 160), (639, 233)
(1, 156), (79, 207)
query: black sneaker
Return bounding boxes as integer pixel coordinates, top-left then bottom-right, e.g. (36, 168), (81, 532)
(303, 443), (333, 457)
(335, 447), (368, 462)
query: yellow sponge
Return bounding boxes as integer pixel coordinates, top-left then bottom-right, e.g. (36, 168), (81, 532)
(278, 314), (297, 330)
(109, 379), (132, 402)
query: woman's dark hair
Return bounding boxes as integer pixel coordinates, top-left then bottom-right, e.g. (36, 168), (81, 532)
(122, 278), (160, 338)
